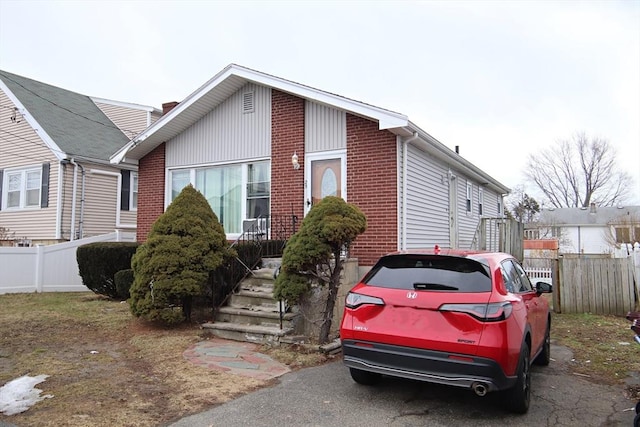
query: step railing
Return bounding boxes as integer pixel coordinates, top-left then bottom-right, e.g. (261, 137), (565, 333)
(213, 213), (298, 327)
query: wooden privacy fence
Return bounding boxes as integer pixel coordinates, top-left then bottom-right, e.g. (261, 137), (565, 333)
(557, 256), (638, 315)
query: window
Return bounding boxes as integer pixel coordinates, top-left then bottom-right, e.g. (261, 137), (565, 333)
(1, 166), (42, 209)
(478, 187), (484, 215)
(169, 161), (270, 235)
(131, 172), (138, 210)
(247, 161), (270, 218)
(615, 227), (631, 243)
(466, 181), (472, 212)
(497, 197), (503, 216)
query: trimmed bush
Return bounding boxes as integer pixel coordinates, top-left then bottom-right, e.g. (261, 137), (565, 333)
(76, 242), (140, 299)
(114, 269), (134, 299)
(129, 185), (235, 325)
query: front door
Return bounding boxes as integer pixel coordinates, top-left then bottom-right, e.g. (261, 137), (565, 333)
(304, 151), (346, 215)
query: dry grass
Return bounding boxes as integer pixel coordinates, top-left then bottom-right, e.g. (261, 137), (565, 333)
(0, 292), (330, 427)
(551, 311), (640, 400)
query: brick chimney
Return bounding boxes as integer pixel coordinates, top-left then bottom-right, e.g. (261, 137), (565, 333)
(162, 101), (179, 116)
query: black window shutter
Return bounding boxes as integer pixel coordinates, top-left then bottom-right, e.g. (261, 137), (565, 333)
(40, 163), (50, 208)
(121, 170), (130, 211)
(0, 169), (3, 210)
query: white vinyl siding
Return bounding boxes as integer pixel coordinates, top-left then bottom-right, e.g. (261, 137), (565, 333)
(93, 101), (151, 139)
(305, 101), (346, 152)
(166, 83), (271, 167)
(0, 89), (59, 241)
(404, 144), (450, 248)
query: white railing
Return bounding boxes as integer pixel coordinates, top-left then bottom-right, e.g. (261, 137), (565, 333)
(525, 267), (553, 286)
(0, 231), (136, 294)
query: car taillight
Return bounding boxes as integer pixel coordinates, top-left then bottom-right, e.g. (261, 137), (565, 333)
(438, 302), (512, 322)
(345, 292), (385, 309)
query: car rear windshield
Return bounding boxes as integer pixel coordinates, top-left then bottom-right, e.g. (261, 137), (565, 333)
(362, 255), (492, 292)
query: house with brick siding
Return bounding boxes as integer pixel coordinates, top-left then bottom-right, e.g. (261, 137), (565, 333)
(111, 64), (509, 270)
(0, 70), (160, 246)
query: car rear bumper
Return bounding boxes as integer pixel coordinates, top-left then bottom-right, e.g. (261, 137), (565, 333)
(342, 339), (516, 392)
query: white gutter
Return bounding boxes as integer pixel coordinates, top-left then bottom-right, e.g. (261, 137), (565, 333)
(89, 169), (136, 229)
(399, 132), (419, 250)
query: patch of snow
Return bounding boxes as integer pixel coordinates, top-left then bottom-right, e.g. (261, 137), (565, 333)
(0, 374), (53, 415)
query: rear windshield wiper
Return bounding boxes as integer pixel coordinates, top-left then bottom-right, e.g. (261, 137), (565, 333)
(413, 283), (459, 291)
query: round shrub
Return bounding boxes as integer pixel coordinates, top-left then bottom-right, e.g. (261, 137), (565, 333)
(76, 242), (140, 299)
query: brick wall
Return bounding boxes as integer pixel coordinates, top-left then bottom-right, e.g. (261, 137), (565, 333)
(346, 114), (398, 266)
(136, 143), (166, 242)
(271, 89), (305, 222)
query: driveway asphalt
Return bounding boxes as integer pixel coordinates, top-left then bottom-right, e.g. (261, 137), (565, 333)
(168, 344), (637, 427)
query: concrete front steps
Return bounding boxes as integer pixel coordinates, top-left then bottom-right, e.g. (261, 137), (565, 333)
(202, 262), (299, 345)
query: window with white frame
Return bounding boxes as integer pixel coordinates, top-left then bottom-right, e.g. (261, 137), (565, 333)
(497, 197), (503, 216)
(2, 166), (41, 209)
(466, 181), (472, 213)
(131, 172), (138, 210)
(478, 187), (484, 216)
(169, 160), (270, 234)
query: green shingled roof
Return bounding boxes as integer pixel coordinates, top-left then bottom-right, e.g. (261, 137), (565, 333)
(0, 70), (130, 162)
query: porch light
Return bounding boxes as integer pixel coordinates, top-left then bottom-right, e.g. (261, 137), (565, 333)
(292, 152), (300, 170)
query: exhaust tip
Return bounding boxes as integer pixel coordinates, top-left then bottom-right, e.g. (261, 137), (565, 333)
(472, 382), (488, 397)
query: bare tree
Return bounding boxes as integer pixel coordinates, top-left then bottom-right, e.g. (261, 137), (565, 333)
(505, 185), (541, 223)
(525, 132), (633, 208)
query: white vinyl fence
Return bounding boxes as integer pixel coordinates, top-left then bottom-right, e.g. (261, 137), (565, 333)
(0, 231), (136, 294)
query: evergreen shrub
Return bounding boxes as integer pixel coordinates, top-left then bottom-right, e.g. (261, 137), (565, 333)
(76, 242), (140, 299)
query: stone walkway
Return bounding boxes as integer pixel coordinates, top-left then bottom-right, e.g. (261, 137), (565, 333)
(183, 338), (290, 380)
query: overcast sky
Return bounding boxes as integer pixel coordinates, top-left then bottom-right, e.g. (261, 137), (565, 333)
(1, 0), (638, 204)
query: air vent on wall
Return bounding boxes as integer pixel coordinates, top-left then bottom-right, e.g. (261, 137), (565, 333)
(243, 92), (254, 114)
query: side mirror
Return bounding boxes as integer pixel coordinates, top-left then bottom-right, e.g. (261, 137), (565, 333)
(535, 281), (552, 295)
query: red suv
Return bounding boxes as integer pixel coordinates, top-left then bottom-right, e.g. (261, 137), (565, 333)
(340, 249), (552, 413)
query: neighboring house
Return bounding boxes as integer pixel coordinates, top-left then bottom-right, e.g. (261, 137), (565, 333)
(0, 70), (161, 246)
(526, 204), (640, 255)
(111, 64), (510, 269)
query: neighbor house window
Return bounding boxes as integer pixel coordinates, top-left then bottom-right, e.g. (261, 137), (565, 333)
(466, 181), (472, 213)
(497, 198), (503, 216)
(615, 227), (631, 244)
(131, 172), (138, 210)
(478, 187), (484, 216)
(169, 160), (270, 235)
(2, 166), (41, 209)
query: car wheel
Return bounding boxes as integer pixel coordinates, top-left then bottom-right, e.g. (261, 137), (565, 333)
(505, 343), (531, 414)
(349, 368), (381, 385)
(534, 322), (551, 366)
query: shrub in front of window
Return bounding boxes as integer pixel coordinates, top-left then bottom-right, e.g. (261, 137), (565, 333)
(274, 196), (366, 344)
(129, 185), (235, 325)
(76, 242), (141, 299)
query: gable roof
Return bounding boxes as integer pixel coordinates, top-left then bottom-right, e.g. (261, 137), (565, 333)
(112, 64), (510, 194)
(0, 70), (131, 163)
(539, 206), (640, 226)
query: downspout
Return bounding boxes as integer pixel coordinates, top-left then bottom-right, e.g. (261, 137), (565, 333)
(69, 159), (86, 240)
(70, 159), (78, 241)
(55, 161), (66, 240)
(400, 132), (419, 250)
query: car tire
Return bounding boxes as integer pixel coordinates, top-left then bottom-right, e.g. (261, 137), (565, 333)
(505, 343), (531, 414)
(349, 368), (381, 385)
(534, 322), (551, 366)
